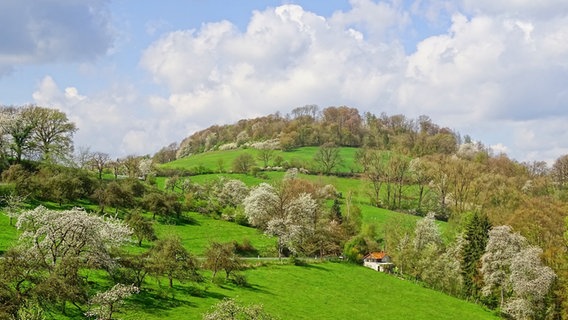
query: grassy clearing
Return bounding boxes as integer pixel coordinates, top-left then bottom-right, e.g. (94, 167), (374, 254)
(0, 214), (18, 253)
(161, 147), (361, 173)
(152, 212), (277, 256)
(117, 262), (498, 320)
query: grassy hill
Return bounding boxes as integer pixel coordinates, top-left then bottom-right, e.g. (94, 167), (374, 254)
(161, 147), (362, 174)
(0, 146), (492, 320)
(117, 262), (497, 320)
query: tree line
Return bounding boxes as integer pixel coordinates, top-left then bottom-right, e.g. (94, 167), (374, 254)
(172, 105), (458, 160)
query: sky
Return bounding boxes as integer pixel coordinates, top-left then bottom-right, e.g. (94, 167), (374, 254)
(0, 0), (567, 164)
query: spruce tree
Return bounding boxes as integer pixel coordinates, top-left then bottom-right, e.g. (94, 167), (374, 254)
(461, 212), (491, 299)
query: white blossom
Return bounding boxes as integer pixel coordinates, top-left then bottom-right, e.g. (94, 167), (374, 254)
(85, 283), (139, 320)
(16, 206), (132, 269)
(243, 183), (279, 228)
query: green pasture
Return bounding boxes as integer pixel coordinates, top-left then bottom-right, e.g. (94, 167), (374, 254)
(152, 212), (277, 256)
(0, 214), (18, 253)
(161, 147), (362, 173)
(115, 262), (497, 320)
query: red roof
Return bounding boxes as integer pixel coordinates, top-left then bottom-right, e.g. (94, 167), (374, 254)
(364, 251), (387, 260)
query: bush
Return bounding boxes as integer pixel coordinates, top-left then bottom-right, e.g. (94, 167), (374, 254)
(229, 273), (249, 287)
(234, 238), (258, 256)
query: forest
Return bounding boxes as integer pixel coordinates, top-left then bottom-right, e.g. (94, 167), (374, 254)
(0, 104), (567, 320)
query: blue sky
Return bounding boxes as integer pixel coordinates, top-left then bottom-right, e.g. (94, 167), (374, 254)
(1, 0), (567, 163)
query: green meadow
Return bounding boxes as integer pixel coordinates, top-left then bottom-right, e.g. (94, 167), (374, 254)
(0, 146), (495, 319)
(116, 262), (498, 320)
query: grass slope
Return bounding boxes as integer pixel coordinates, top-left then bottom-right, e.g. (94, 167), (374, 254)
(153, 212), (277, 256)
(119, 262), (497, 320)
(161, 147), (361, 173)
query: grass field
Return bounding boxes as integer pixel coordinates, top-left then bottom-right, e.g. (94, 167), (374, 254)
(0, 214), (18, 253)
(152, 212), (277, 256)
(115, 262), (498, 320)
(161, 147), (362, 174)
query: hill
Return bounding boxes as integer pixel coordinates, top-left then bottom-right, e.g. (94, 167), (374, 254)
(122, 262), (498, 320)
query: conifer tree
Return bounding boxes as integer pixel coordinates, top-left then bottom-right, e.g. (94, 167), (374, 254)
(461, 212), (491, 299)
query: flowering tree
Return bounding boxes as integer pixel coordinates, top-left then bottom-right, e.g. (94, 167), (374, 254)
(216, 179), (249, 208)
(481, 226), (528, 309)
(85, 284), (139, 320)
(10, 206), (132, 314)
(202, 298), (276, 320)
(2, 192), (26, 226)
(244, 182), (318, 256)
(481, 225), (556, 318)
(505, 246), (556, 319)
(17, 206), (132, 270)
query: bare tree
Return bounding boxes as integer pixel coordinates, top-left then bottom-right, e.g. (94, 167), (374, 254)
(90, 151), (111, 179)
(314, 143), (342, 175)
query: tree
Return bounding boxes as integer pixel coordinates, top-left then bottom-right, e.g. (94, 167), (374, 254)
(203, 242), (242, 280)
(89, 152), (111, 179)
(26, 105), (77, 162)
(505, 246), (556, 319)
(232, 153), (255, 174)
(413, 212), (442, 252)
(143, 192), (182, 221)
(13, 206), (132, 313)
(243, 182), (320, 257)
(85, 284), (139, 320)
(148, 237), (200, 288)
(16, 206), (132, 271)
(481, 226), (529, 309)
(461, 212), (491, 299)
(257, 148), (274, 168)
(2, 106), (35, 162)
(122, 155), (141, 178)
(314, 143), (341, 175)
(552, 154), (568, 188)
(215, 179), (249, 208)
(357, 148), (385, 207)
(203, 298), (277, 320)
(125, 210), (157, 246)
(2, 192), (27, 226)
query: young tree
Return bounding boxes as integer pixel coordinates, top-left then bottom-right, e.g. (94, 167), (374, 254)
(148, 237), (200, 288)
(203, 298), (277, 320)
(16, 206), (132, 271)
(357, 148), (385, 207)
(203, 242), (242, 280)
(232, 153), (255, 174)
(257, 148), (274, 168)
(125, 210), (157, 246)
(2, 192), (27, 226)
(13, 206), (132, 313)
(505, 246), (556, 319)
(461, 212), (491, 299)
(481, 226), (528, 309)
(215, 179), (249, 208)
(89, 152), (111, 179)
(243, 182), (320, 257)
(314, 143), (342, 175)
(85, 284), (139, 320)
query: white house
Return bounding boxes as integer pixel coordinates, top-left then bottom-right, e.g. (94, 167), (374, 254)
(363, 251), (393, 272)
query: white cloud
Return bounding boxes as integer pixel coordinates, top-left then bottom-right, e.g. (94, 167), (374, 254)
(4, 0), (562, 164)
(134, 2), (568, 162)
(31, 76), (183, 157)
(0, 0), (114, 76)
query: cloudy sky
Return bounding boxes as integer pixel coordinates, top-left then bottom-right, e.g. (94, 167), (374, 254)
(1, 0), (567, 163)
